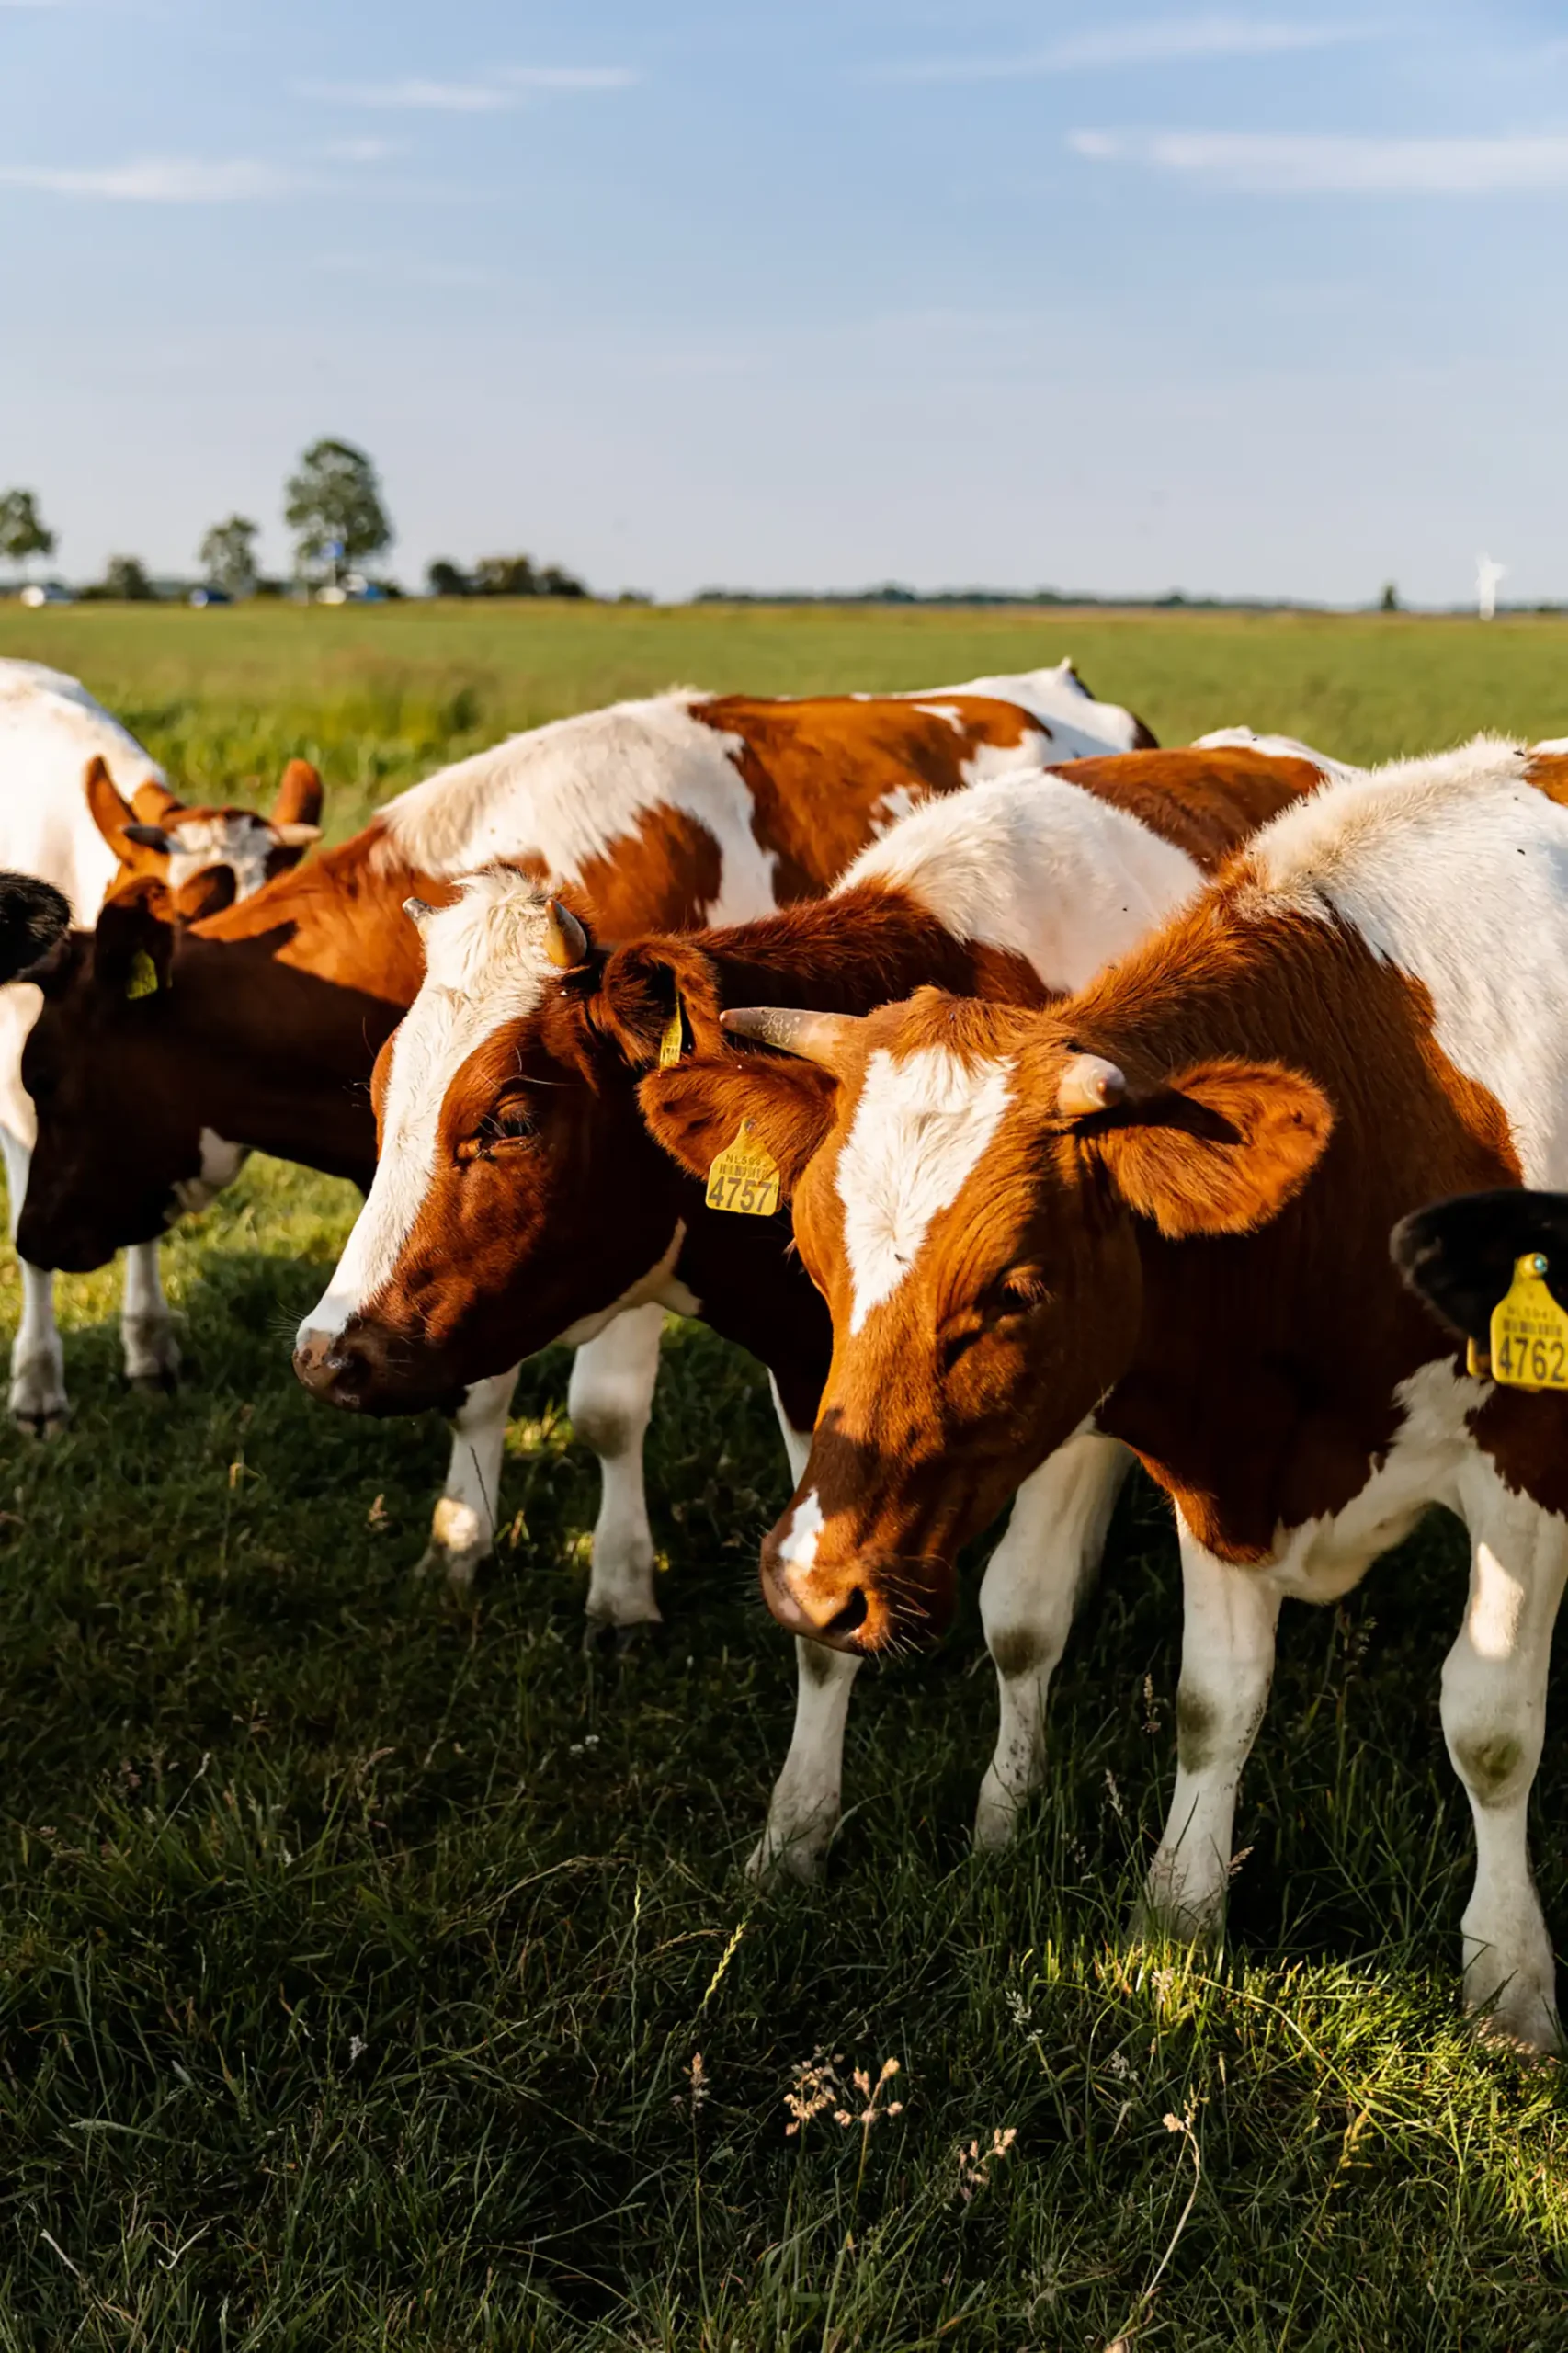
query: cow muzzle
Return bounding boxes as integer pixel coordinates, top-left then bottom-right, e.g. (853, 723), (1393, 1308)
(759, 1529), (957, 1655)
(291, 1316), (466, 1418)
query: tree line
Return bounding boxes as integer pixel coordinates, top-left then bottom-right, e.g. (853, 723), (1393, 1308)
(0, 441), (588, 602)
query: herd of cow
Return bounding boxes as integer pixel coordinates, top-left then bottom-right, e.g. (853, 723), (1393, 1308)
(2, 651), (1566, 2054)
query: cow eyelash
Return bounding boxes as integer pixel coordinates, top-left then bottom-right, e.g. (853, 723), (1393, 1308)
(459, 1099), (538, 1160)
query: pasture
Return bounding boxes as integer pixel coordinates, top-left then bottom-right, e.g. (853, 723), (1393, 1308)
(1, 601), (1567, 2348)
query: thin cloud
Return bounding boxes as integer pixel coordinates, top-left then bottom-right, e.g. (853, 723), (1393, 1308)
(499, 64), (638, 90)
(0, 156), (312, 200)
(301, 78), (515, 113)
(320, 136), (400, 164)
(880, 16), (1373, 85)
(314, 251), (500, 290)
(1070, 128), (1568, 191)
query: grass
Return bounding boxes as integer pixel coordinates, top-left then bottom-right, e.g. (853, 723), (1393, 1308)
(2, 602), (1568, 2347)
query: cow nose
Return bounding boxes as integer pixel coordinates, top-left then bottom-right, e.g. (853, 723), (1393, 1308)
(759, 1547), (872, 1652)
(292, 1325), (371, 1409)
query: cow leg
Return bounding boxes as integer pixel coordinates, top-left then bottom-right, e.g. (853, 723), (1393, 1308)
(418, 1365), (519, 1589)
(974, 1432), (1131, 1851)
(1142, 1521), (1280, 1941)
(572, 1303), (665, 1647)
(0, 1126), (66, 1436)
(1443, 1461), (1568, 2053)
(749, 1391), (862, 1883)
(119, 1240), (179, 1392)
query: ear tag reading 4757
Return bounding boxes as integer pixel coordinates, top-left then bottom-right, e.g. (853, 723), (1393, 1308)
(125, 949), (159, 1002)
(1471, 1253), (1568, 1391)
(705, 1120), (780, 1217)
(658, 997), (687, 1070)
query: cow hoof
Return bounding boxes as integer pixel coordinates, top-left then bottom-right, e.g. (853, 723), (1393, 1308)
(121, 1319), (180, 1390)
(126, 1367), (179, 1398)
(414, 1540), (487, 1592)
(13, 1402), (69, 1440)
(582, 1615), (662, 1659)
(745, 1824), (832, 1887)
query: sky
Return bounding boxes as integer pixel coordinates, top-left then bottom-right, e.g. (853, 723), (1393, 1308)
(3, 0), (1567, 604)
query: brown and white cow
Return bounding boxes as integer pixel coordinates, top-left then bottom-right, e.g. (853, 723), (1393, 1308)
(291, 743), (1334, 1874)
(17, 670), (1138, 1584)
(666, 739), (1568, 2047)
(0, 656), (323, 1428)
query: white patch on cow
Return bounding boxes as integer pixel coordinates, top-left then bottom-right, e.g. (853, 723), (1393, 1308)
(843, 769), (1202, 994)
(776, 1486), (825, 1573)
(555, 1221), (699, 1347)
(917, 657), (1146, 755)
(837, 1047), (1015, 1335)
(1245, 736), (1568, 1185)
(165, 813), (278, 900)
(375, 692), (776, 924)
(1192, 725), (1354, 783)
(299, 870), (566, 1340)
(172, 1128), (248, 1215)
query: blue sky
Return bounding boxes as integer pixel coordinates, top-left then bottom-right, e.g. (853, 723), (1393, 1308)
(4, 1), (1566, 602)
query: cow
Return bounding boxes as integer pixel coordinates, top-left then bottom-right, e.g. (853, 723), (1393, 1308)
(0, 657), (322, 1429)
(662, 738), (1568, 2048)
(1393, 1189), (1568, 1360)
(15, 666), (1143, 1592)
(290, 744), (1335, 1875)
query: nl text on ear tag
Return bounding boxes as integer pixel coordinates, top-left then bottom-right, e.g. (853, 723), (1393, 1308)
(658, 998), (687, 1070)
(1488, 1252), (1568, 1392)
(705, 1119), (780, 1217)
(125, 948), (159, 1001)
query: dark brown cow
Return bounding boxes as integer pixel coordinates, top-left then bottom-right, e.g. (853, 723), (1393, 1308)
(660, 738), (1568, 2047)
(290, 745), (1328, 1875)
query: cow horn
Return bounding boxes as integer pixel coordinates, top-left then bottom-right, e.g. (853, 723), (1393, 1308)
(1057, 1053), (1127, 1117)
(122, 823), (173, 853)
(403, 896), (434, 926)
(543, 897), (589, 969)
(272, 822), (322, 848)
(721, 1006), (862, 1074)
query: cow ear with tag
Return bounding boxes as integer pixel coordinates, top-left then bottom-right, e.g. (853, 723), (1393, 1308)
(94, 877), (176, 1007)
(599, 938), (723, 1069)
(639, 1051), (837, 1203)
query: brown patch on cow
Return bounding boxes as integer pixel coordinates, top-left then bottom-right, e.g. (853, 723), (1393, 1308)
(1470, 1382), (1568, 1519)
(573, 803), (725, 933)
(696, 693), (1048, 901)
(1523, 752), (1568, 806)
(1051, 748), (1326, 875)
(130, 779), (181, 825)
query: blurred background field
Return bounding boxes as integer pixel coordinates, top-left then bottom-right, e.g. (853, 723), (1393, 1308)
(1, 605), (1566, 2348)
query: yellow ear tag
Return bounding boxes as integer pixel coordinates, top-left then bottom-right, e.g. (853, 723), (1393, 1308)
(658, 1001), (686, 1070)
(705, 1120), (780, 1217)
(1484, 1253), (1568, 1391)
(125, 948), (159, 1002)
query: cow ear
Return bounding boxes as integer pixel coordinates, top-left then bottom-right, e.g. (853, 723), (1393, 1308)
(85, 756), (161, 870)
(129, 779), (181, 825)
(174, 867), (236, 923)
(639, 1053), (838, 1199)
(272, 758), (324, 832)
(600, 938), (722, 1067)
(94, 877), (176, 1005)
(1085, 1058), (1333, 1239)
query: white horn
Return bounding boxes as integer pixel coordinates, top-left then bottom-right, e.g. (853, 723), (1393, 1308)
(403, 895), (434, 926)
(272, 821), (322, 848)
(1057, 1052), (1127, 1117)
(544, 896), (589, 969)
(721, 1006), (862, 1074)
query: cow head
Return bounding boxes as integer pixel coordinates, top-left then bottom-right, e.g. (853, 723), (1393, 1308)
(17, 873), (243, 1270)
(0, 873), (70, 986)
(291, 871), (731, 1415)
(86, 755), (323, 899)
(643, 988), (1333, 1652)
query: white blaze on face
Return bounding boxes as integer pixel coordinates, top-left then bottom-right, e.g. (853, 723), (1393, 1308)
(836, 1047), (1015, 1336)
(165, 813), (278, 901)
(296, 870), (562, 1346)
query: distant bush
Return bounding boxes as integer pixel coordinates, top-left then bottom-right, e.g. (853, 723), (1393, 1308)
(426, 559), (471, 597)
(81, 555), (156, 603)
(471, 554), (589, 599)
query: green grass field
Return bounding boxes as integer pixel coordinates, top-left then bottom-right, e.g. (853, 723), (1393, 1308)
(1, 603), (1567, 2349)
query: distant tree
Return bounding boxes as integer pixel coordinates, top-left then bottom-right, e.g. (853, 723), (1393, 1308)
(101, 555), (155, 602)
(471, 553), (588, 598)
(0, 488), (55, 580)
(199, 515), (259, 597)
(426, 558), (471, 597)
(1380, 582), (1401, 612)
(283, 438), (392, 585)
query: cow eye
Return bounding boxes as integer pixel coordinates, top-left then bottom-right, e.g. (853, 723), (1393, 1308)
(457, 1097), (538, 1161)
(985, 1268), (1049, 1320)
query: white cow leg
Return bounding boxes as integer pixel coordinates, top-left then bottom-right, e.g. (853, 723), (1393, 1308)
(974, 1432), (1132, 1851)
(418, 1365), (519, 1590)
(750, 1389), (863, 1882)
(1142, 1520), (1280, 1942)
(571, 1303), (665, 1647)
(1443, 1461), (1568, 2053)
(119, 1239), (179, 1391)
(0, 1126), (66, 1437)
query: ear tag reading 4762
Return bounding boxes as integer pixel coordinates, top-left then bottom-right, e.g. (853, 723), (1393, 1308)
(705, 1120), (780, 1217)
(125, 949), (159, 1001)
(1474, 1253), (1568, 1391)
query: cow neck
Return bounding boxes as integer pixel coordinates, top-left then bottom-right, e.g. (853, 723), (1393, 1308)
(694, 881), (1051, 1017)
(189, 819), (436, 1000)
(1066, 889), (1519, 1555)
